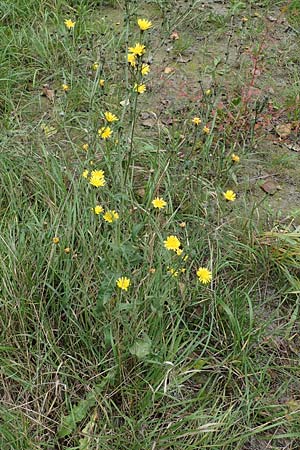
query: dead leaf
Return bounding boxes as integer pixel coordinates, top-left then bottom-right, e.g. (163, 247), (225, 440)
(260, 179), (280, 195)
(42, 84), (55, 102)
(164, 67), (175, 74)
(276, 123), (292, 139)
(170, 31), (179, 40)
(136, 188), (145, 198)
(284, 143), (300, 152)
(176, 55), (192, 64)
(120, 99), (130, 107)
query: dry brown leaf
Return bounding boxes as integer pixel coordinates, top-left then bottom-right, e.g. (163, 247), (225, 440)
(164, 67), (175, 74)
(276, 123), (292, 139)
(42, 84), (55, 102)
(170, 31), (179, 40)
(260, 179), (280, 195)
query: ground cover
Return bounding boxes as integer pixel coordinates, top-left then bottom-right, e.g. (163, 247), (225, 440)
(1, 0), (300, 448)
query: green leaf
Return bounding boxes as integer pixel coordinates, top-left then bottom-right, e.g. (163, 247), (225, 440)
(129, 334), (152, 359)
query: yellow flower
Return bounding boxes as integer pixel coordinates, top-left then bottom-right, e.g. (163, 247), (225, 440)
(167, 267), (179, 277)
(223, 190), (236, 202)
(242, 17), (248, 22)
(203, 126), (210, 134)
(64, 19), (76, 29)
(98, 126), (112, 139)
(137, 18), (152, 31)
(192, 117), (201, 125)
(92, 62), (99, 70)
(62, 83), (69, 91)
(94, 205), (104, 215)
(127, 53), (137, 67)
(141, 63), (150, 76)
(116, 277), (131, 291)
(179, 222), (186, 228)
(197, 267), (212, 285)
(231, 153), (240, 163)
(82, 170), (89, 178)
(103, 210), (119, 223)
(82, 143), (89, 151)
(164, 235), (181, 251)
(99, 79), (105, 87)
(52, 237), (60, 244)
(128, 43), (145, 56)
(134, 83), (146, 94)
(152, 197), (167, 209)
(104, 111), (118, 122)
(64, 247), (71, 254)
(89, 170), (106, 187)
(176, 248), (183, 256)
(205, 89), (211, 95)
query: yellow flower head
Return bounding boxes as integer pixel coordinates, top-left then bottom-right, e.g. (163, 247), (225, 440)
(134, 83), (146, 94)
(62, 83), (69, 91)
(223, 190), (236, 202)
(197, 267), (212, 285)
(99, 79), (105, 87)
(128, 43), (146, 56)
(82, 170), (89, 178)
(94, 205), (104, 215)
(92, 62), (99, 70)
(164, 235), (181, 251)
(64, 19), (76, 29)
(152, 197), (167, 209)
(203, 126), (210, 134)
(176, 248), (183, 256)
(52, 237), (60, 244)
(104, 111), (118, 122)
(89, 170), (106, 187)
(137, 18), (152, 31)
(64, 247), (71, 254)
(231, 153), (240, 163)
(103, 210), (119, 223)
(98, 126), (112, 139)
(192, 117), (201, 125)
(116, 277), (131, 291)
(205, 89), (211, 95)
(127, 53), (137, 67)
(82, 143), (89, 151)
(141, 63), (150, 76)
(167, 267), (179, 277)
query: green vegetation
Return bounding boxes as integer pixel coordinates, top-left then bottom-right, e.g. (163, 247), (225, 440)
(1, 1), (300, 449)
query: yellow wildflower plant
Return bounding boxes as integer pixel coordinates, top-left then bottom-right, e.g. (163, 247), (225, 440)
(203, 126), (210, 134)
(152, 197), (167, 209)
(82, 170), (89, 179)
(82, 143), (89, 151)
(94, 205), (104, 215)
(223, 190), (236, 202)
(89, 170), (106, 188)
(99, 79), (105, 87)
(176, 248), (183, 256)
(134, 83), (146, 94)
(231, 154), (240, 163)
(92, 62), (99, 70)
(104, 111), (118, 122)
(137, 18), (152, 31)
(127, 53), (137, 67)
(192, 117), (201, 125)
(141, 64), (150, 76)
(197, 267), (212, 285)
(164, 235), (181, 251)
(64, 19), (76, 29)
(98, 126), (112, 139)
(62, 83), (69, 91)
(52, 237), (60, 244)
(103, 210), (119, 223)
(167, 267), (179, 277)
(116, 277), (131, 291)
(64, 247), (71, 254)
(128, 43), (145, 56)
